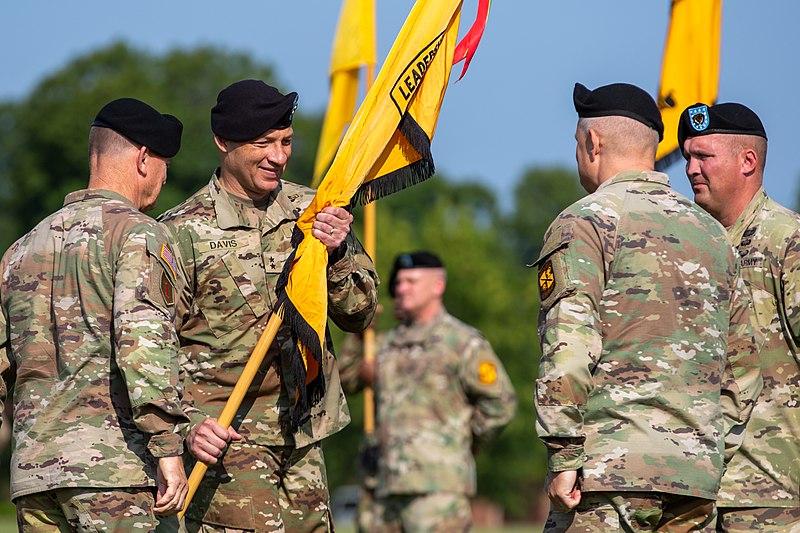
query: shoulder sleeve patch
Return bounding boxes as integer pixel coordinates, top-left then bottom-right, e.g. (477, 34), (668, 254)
(538, 260), (556, 300)
(159, 243), (179, 283)
(478, 360), (498, 384)
(145, 234), (180, 284)
(142, 235), (180, 313)
(160, 270), (175, 306)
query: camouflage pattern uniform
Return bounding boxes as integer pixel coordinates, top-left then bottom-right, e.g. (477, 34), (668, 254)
(158, 172), (378, 532)
(371, 309), (517, 532)
(716, 188), (800, 532)
(0, 189), (188, 530)
(336, 332), (382, 533)
(336, 331), (374, 397)
(0, 296), (6, 432)
(533, 171), (762, 532)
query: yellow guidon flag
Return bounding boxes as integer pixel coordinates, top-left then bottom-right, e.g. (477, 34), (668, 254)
(276, 0), (491, 427)
(655, 0), (722, 169)
(312, 0), (376, 187)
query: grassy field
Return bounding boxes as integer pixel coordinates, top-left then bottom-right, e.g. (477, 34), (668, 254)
(0, 501), (13, 532)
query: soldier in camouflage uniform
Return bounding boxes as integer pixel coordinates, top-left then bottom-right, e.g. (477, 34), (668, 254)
(534, 83), (763, 532)
(336, 317), (383, 533)
(158, 80), (378, 532)
(679, 102), (800, 532)
(0, 98), (190, 530)
(355, 251), (516, 533)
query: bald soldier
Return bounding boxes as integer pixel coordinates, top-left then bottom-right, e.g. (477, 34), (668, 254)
(159, 79), (378, 531)
(533, 83), (762, 532)
(355, 251), (517, 532)
(0, 98), (190, 529)
(680, 102), (800, 531)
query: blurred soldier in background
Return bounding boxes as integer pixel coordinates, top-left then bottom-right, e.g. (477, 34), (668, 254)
(337, 313), (382, 533)
(344, 251), (516, 532)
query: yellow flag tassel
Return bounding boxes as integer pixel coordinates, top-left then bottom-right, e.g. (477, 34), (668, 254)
(276, 0), (492, 430)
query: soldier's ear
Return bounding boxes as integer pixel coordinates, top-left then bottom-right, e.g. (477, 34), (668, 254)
(214, 135), (231, 154)
(433, 273), (446, 299)
(135, 145), (149, 176)
(587, 128), (601, 161)
(741, 147), (758, 176)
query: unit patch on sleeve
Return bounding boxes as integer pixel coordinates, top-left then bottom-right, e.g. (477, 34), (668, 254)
(160, 271), (175, 306)
(478, 361), (498, 384)
(538, 260), (556, 300)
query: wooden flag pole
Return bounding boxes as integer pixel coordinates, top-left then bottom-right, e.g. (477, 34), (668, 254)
(362, 64), (377, 435)
(179, 309), (284, 519)
(362, 203), (376, 434)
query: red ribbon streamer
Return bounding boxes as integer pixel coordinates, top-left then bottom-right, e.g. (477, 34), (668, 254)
(452, 0), (491, 80)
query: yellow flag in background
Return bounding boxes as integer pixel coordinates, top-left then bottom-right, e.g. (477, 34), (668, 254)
(276, 0), (489, 428)
(655, 0), (722, 169)
(312, 0), (376, 187)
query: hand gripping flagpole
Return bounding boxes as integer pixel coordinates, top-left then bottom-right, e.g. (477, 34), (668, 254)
(179, 309), (284, 519)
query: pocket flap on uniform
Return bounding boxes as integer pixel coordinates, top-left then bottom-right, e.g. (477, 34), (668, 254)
(221, 252), (269, 318)
(530, 222), (575, 268)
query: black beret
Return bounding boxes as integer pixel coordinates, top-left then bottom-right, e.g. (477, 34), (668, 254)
(92, 98), (183, 158)
(388, 251), (444, 297)
(211, 79), (299, 141)
(573, 82), (664, 141)
(678, 102), (767, 153)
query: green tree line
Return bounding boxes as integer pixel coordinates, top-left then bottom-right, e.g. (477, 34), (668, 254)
(0, 43), (585, 520)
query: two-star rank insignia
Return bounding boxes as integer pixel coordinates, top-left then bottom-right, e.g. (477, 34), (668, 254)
(538, 260), (556, 300)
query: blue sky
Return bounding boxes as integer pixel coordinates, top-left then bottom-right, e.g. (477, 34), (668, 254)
(3, 1), (799, 210)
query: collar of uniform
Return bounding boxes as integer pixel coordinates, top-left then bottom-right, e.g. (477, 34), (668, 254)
(209, 171), (258, 229)
(209, 170), (302, 230)
(262, 182), (304, 229)
(597, 169), (670, 191)
(727, 187), (768, 243)
(392, 308), (448, 346)
(63, 188), (135, 207)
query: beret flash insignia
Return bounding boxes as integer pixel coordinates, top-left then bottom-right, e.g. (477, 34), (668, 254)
(688, 104), (710, 132)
